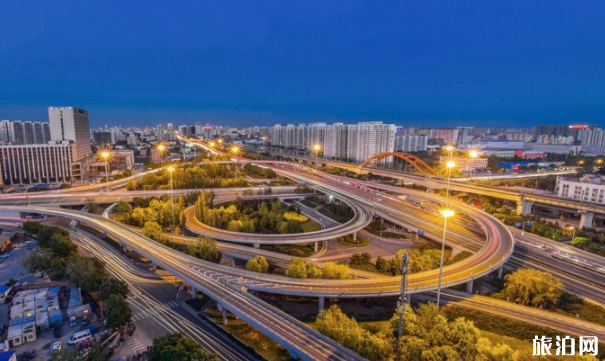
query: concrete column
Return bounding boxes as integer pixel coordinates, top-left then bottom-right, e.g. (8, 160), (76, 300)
(314, 242), (319, 253)
(225, 255), (235, 266)
(151, 263), (157, 271)
(318, 296), (325, 314)
(516, 199), (535, 216)
(191, 285), (197, 299)
(352, 231), (357, 242)
(466, 279), (473, 294)
(222, 309), (228, 325)
(579, 211), (594, 229)
(406, 294), (412, 304)
(497, 265), (504, 279)
(253, 243), (260, 249)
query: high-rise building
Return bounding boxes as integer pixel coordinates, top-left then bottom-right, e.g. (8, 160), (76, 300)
(0, 120), (51, 145)
(395, 134), (428, 152)
(324, 123), (349, 160)
(48, 107), (92, 162)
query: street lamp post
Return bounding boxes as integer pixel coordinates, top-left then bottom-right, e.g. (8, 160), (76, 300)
(231, 146), (239, 179)
(436, 209), (455, 307)
(218, 138), (223, 152)
(158, 144), (166, 167)
(313, 143), (321, 169)
(569, 226), (576, 241)
(469, 149), (479, 177)
(209, 141), (216, 161)
(168, 166), (175, 232)
(101, 150), (110, 191)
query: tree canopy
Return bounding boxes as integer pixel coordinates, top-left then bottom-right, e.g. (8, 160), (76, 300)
(501, 269), (564, 307)
(148, 333), (217, 361)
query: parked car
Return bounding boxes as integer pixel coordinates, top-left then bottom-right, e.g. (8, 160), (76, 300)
(17, 350), (36, 359)
(0, 253), (11, 258)
(53, 327), (63, 338)
(52, 341), (62, 353)
(69, 315), (77, 327)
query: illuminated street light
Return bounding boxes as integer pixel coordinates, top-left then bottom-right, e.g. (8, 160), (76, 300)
(469, 150), (479, 158)
(209, 141), (216, 148)
(100, 150), (110, 191)
(446, 160), (456, 168)
(313, 143), (321, 169)
(445, 145), (454, 152)
(437, 209), (455, 307)
(218, 138), (223, 151)
(157, 143), (166, 167)
(167, 166), (175, 232)
(568, 226), (576, 241)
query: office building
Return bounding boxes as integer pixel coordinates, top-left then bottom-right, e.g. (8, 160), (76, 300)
(92, 131), (116, 146)
(48, 107), (92, 162)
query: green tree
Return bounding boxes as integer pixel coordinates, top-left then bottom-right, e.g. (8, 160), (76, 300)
(322, 262), (351, 279)
(21, 221), (43, 236)
(65, 257), (107, 292)
(189, 237), (221, 263)
(571, 236), (592, 249)
(317, 305), (393, 360)
(22, 249), (61, 277)
(142, 221), (169, 243)
(245, 256), (270, 273)
(99, 278), (129, 301)
(47, 234), (78, 258)
(501, 269), (564, 307)
(148, 333), (217, 361)
(105, 294), (132, 329)
(285, 258), (322, 279)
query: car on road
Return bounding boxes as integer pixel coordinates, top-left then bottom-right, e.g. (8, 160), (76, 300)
(52, 341), (62, 353)
(0, 252), (11, 258)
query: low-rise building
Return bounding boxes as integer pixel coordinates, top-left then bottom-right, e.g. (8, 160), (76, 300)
(556, 175), (605, 204)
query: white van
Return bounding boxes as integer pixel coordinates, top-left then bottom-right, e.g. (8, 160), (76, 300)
(25, 240), (37, 248)
(68, 329), (93, 345)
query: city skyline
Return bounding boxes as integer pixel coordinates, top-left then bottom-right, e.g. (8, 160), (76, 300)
(2, 1), (605, 128)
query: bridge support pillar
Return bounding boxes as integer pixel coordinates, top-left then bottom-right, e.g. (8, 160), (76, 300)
(406, 294), (411, 304)
(222, 309), (228, 325)
(318, 296), (325, 314)
(151, 263), (157, 272)
(579, 211), (594, 229)
(352, 231), (357, 242)
(253, 243), (260, 249)
(497, 265), (504, 279)
(516, 199), (535, 216)
(466, 279), (474, 294)
(225, 255), (235, 266)
(314, 241), (319, 253)
(191, 285), (197, 299)
(451, 247), (463, 257)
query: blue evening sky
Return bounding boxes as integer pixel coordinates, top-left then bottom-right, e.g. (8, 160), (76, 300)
(1, 1), (605, 128)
